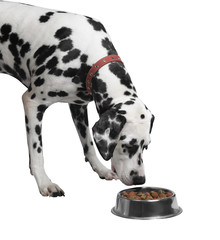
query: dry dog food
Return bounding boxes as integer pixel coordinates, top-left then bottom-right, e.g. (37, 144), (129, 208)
(121, 189), (173, 200)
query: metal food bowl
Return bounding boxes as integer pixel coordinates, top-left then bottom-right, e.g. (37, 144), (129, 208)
(111, 186), (182, 220)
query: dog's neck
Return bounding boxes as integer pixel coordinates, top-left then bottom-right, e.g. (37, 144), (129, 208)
(91, 62), (138, 116)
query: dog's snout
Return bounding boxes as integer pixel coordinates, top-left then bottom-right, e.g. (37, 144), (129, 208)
(132, 176), (146, 185)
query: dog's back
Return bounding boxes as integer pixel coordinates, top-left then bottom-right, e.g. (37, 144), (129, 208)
(0, 1), (114, 88)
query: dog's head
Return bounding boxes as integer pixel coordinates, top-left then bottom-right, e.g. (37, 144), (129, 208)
(92, 99), (154, 185)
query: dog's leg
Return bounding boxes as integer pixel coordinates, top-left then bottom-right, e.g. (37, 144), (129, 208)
(69, 104), (118, 180)
(22, 91), (65, 197)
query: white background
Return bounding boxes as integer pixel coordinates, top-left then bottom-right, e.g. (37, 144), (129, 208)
(0, 0), (219, 239)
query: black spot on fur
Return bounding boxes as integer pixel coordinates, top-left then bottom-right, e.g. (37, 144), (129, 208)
(3, 64), (18, 79)
(31, 93), (36, 99)
(122, 140), (139, 159)
(0, 24), (12, 42)
(138, 153), (143, 165)
(62, 49), (81, 63)
(126, 144), (139, 158)
(46, 56), (58, 69)
(26, 59), (31, 76)
(26, 126), (30, 134)
(109, 62), (133, 89)
(87, 17), (106, 32)
(124, 91), (131, 96)
(129, 138), (137, 145)
(78, 123), (86, 138)
(74, 63), (91, 85)
(74, 100), (85, 104)
(20, 42), (31, 57)
(18, 39), (24, 46)
(48, 68), (63, 76)
(8, 44), (19, 60)
(14, 57), (21, 65)
(120, 135), (126, 140)
(39, 15), (50, 23)
(34, 77), (45, 87)
(77, 91), (92, 102)
(39, 12), (54, 23)
(80, 54), (88, 63)
(124, 100), (135, 105)
(133, 93), (138, 98)
(46, 12), (55, 16)
(150, 114), (155, 133)
(72, 76), (81, 84)
(118, 110), (126, 115)
(38, 104), (47, 113)
(70, 104), (89, 138)
(91, 75), (115, 114)
(95, 139), (108, 156)
(58, 39), (73, 51)
(1, 24), (12, 35)
(34, 45), (56, 66)
(54, 27), (72, 40)
(35, 125), (41, 135)
(37, 105), (47, 121)
(28, 84), (32, 92)
(69, 104), (88, 127)
(9, 33), (19, 45)
(57, 11), (68, 14)
(100, 98), (113, 114)
(102, 37), (117, 55)
(25, 116), (29, 124)
(48, 91), (68, 97)
(35, 66), (46, 76)
(14, 63), (26, 80)
(38, 135), (42, 147)
(63, 68), (78, 77)
(92, 78), (107, 94)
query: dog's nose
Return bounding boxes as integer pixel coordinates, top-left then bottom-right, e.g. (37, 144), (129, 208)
(133, 176), (146, 185)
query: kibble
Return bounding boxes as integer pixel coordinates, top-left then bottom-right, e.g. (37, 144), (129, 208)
(122, 189), (173, 200)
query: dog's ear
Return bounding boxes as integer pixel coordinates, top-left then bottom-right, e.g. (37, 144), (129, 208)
(92, 109), (126, 160)
(149, 114), (155, 134)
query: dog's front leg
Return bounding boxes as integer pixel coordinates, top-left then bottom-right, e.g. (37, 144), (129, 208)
(69, 104), (118, 180)
(22, 91), (65, 197)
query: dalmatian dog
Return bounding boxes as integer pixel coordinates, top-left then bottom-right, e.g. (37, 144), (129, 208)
(0, 1), (154, 197)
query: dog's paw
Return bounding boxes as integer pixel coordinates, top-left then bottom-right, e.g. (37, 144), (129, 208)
(97, 168), (118, 180)
(88, 160), (118, 180)
(39, 183), (65, 197)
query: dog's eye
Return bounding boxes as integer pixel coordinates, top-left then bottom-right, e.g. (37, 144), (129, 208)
(122, 144), (132, 149)
(121, 144), (133, 154)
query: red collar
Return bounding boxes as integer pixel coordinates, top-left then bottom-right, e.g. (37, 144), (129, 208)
(86, 55), (123, 95)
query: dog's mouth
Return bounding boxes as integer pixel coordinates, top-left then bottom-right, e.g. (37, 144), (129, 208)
(111, 165), (133, 185)
(111, 165), (117, 174)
